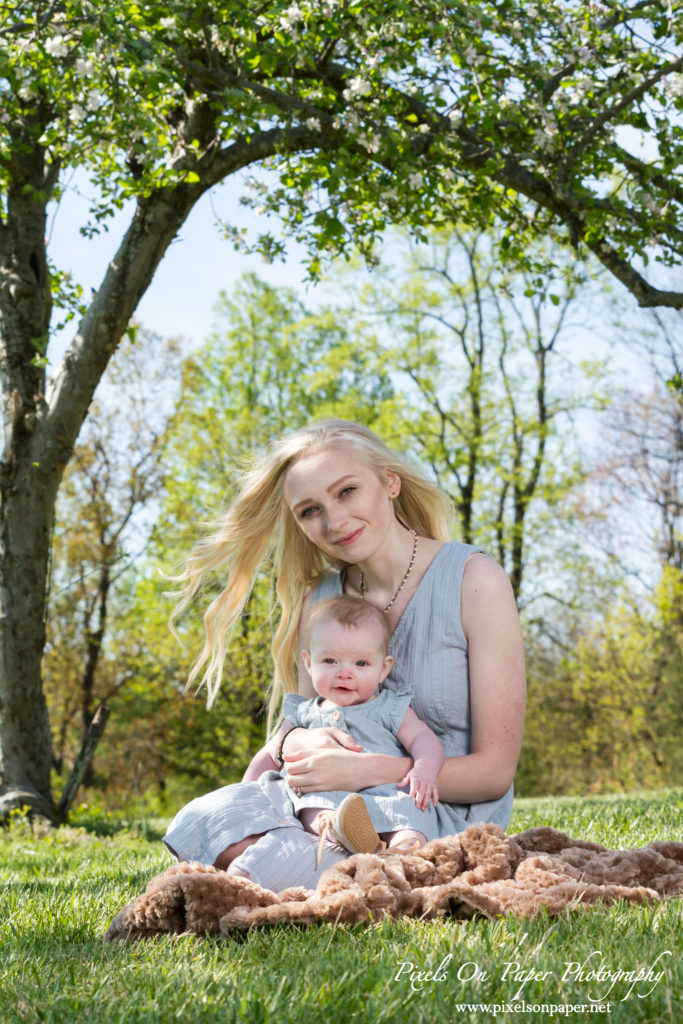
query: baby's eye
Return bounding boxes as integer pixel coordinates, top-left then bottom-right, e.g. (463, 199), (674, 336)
(322, 657), (336, 664)
(356, 659), (369, 667)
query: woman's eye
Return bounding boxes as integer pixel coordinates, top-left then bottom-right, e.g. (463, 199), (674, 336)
(300, 506), (318, 519)
(340, 486), (356, 498)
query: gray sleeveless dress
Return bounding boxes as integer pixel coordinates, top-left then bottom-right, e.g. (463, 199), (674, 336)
(163, 541), (513, 890)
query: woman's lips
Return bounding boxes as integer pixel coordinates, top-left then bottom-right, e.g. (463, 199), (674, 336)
(335, 527), (363, 547)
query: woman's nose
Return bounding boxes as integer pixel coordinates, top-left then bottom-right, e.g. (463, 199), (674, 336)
(325, 502), (348, 529)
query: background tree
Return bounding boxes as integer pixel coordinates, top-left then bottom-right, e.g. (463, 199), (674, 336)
(85, 274), (401, 805)
(518, 330), (683, 796)
(337, 230), (606, 601)
(44, 327), (179, 802)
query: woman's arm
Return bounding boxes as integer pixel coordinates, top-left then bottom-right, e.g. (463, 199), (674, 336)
(435, 554), (526, 804)
(285, 556), (525, 803)
(241, 722), (289, 782)
(283, 746), (413, 793)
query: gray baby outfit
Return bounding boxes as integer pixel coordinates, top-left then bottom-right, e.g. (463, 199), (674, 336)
(162, 541), (513, 890)
(283, 689), (441, 840)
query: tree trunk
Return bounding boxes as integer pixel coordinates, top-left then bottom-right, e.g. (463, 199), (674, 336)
(0, 115), (314, 819)
(0, 476), (57, 818)
(0, 126), (56, 818)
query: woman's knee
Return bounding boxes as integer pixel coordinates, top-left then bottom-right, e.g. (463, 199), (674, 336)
(213, 832), (265, 871)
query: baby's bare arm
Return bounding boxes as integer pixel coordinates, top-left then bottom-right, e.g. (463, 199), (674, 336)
(396, 707), (445, 809)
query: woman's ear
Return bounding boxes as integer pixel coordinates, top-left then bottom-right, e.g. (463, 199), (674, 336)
(386, 470), (401, 499)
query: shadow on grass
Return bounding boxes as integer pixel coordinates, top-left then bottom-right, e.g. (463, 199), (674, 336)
(62, 815), (167, 841)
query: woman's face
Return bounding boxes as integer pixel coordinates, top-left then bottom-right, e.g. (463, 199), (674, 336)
(283, 445), (400, 563)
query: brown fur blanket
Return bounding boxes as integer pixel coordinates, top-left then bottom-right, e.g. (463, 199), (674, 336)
(104, 824), (683, 941)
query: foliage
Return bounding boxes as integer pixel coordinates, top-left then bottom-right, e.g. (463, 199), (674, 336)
(337, 229), (606, 599)
(518, 569), (683, 797)
(593, 368), (683, 576)
(42, 328), (180, 797)
(1, 790), (681, 1024)
(83, 275), (402, 804)
(2, 2), (682, 307)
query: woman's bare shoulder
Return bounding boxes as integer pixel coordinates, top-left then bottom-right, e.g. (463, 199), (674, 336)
(461, 553), (518, 634)
(462, 551), (511, 590)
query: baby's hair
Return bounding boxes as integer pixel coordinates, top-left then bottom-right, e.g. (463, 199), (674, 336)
(307, 595), (391, 653)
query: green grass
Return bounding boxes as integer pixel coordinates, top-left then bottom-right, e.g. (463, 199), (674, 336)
(1, 791), (682, 1023)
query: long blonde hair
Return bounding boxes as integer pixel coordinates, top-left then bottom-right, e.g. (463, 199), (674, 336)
(169, 419), (453, 732)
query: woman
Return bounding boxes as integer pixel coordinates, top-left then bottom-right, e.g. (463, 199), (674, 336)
(163, 419), (526, 890)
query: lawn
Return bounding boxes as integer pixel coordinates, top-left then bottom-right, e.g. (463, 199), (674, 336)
(1, 790), (681, 1024)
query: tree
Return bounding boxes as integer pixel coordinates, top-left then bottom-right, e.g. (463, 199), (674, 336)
(341, 230), (604, 600)
(2, 1), (683, 817)
(517, 319), (683, 796)
(43, 327), (178, 802)
(96, 274), (400, 804)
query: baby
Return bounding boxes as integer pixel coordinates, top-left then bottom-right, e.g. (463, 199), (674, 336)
(164, 596), (445, 874)
(274, 595), (445, 858)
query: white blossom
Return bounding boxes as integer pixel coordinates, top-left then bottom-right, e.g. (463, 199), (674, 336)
(305, 117), (322, 131)
(45, 36), (69, 58)
(533, 129), (554, 151)
(342, 77), (372, 101)
(279, 3), (303, 30)
(408, 171), (424, 188)
(86, 91), (105, 112)
(160, 16), (176, 29)
(418, 123), (430, 133)
(357, 132), (380, 152)
(70, 103), (86, 122)
(75, 57), (96, 77)
(666, 74), (683, 98)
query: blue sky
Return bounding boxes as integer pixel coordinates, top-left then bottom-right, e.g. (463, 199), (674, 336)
(47, 171), (315, 365)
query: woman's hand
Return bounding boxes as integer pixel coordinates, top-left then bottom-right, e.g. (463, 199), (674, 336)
(282, 726), (365, 793)
(285, 744), (413, 795)
(282, 725), (363, 756)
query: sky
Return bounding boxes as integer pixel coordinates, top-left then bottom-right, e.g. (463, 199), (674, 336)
(46, 170), (316, 369)
(47, 167), (659, 387)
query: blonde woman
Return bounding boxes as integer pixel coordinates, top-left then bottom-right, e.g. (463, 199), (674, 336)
(163, 420), (526, 890)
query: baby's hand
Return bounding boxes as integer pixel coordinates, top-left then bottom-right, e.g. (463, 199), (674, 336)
(398, 767), (439, 810)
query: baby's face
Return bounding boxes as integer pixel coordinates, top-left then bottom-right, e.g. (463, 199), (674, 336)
(302, 617), (393, 707)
